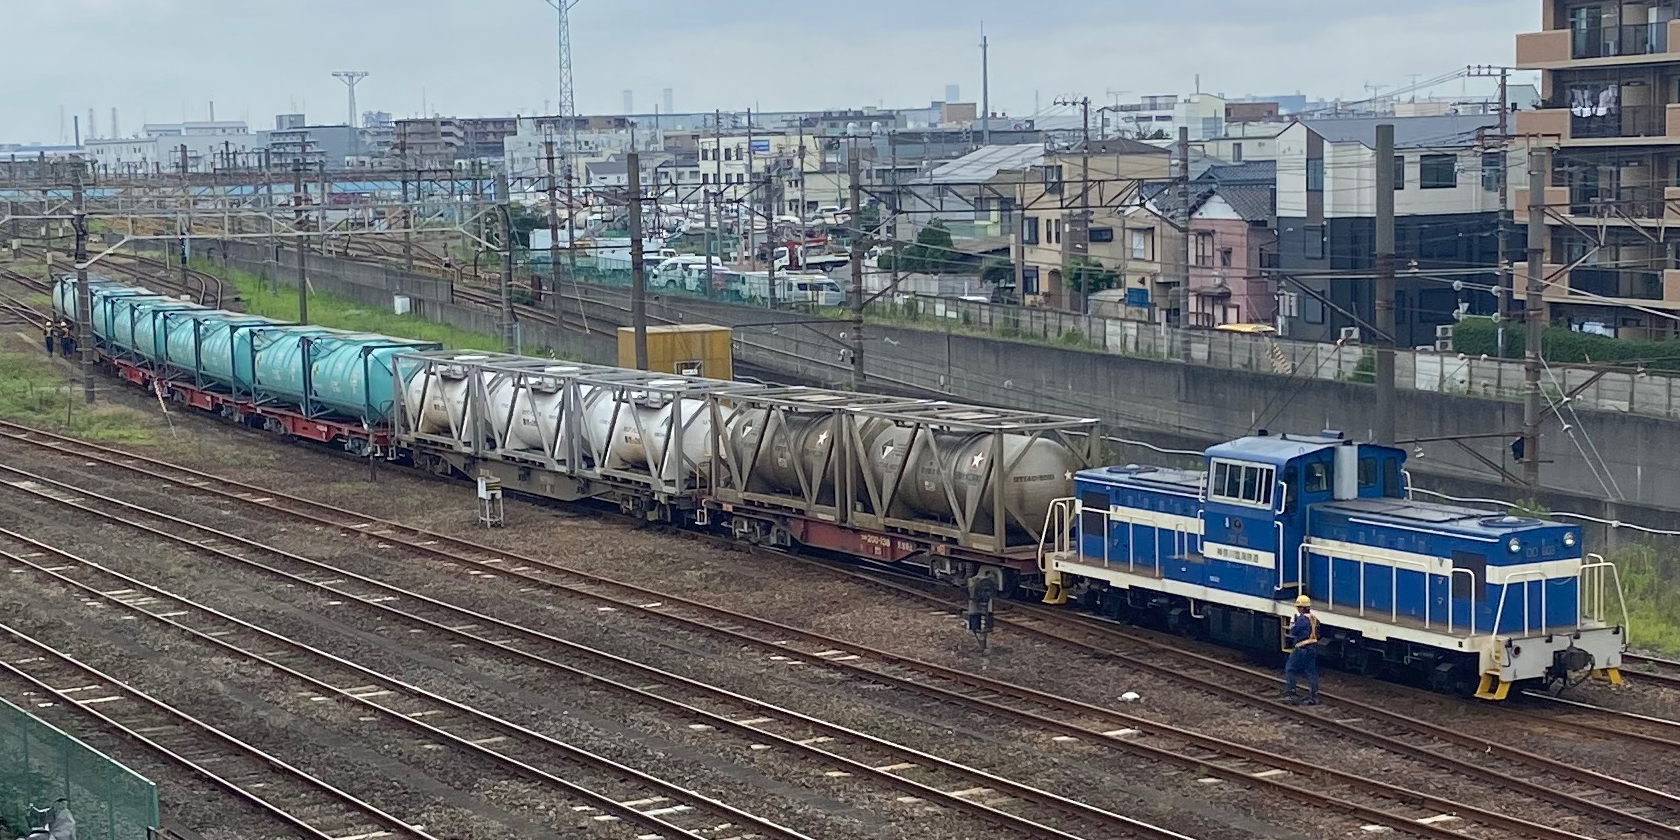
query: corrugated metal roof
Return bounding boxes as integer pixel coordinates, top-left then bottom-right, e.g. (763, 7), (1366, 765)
(918, 143), (1044, 184)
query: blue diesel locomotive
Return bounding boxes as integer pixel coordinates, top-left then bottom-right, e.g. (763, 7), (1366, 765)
(1039, 430), (1628, 698)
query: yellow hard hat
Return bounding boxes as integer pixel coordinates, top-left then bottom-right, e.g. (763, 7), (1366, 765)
(1294, 595), (1312, 607)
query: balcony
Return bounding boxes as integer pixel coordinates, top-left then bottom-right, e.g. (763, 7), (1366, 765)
(1574, 104), (1668, 138)
(1574, 22), (1671, 59)
(1532, 263), (1674, 305)
(1570, 266), (1665, 299)
(1568, 184), (1669, 220)
(1516, 102), (1680, 143)
(1518, 19), (1680, 68)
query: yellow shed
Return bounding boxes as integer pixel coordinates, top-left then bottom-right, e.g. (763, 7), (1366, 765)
(618, 324), (734, 380)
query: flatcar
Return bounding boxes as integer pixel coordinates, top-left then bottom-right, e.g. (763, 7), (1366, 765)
(52, 275), (1631, 698)
(1038, 430), (1628, 698)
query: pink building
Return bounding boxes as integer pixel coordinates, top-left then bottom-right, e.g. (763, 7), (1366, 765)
(1186, 180), (1277, 327)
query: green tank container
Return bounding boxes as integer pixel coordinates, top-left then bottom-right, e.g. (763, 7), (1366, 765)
(250, 326), (339, 406)
(104, 295), (183, 357)
(163, 311), (282, 386)
(308, 334), (440, 423)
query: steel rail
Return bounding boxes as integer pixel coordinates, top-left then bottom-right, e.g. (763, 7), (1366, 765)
(0, 447), (1596, 840)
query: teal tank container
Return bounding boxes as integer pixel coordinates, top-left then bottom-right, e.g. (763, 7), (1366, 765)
(163, 311), (281, 385)
(250, 326), (339, 405)
(128, 298), (208, 363)
(105, 295), (179, 356)
(308, 335), (440, 422)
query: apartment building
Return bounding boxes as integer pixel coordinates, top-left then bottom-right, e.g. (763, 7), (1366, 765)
(1273, 115), (1504, 346)
(1516, 0), (1680, 338)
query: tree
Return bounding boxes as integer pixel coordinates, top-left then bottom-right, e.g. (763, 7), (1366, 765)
(1063, 255), (1118, 295)
(859, 203), (882, 233)
(900, 221), (963, 274)
(978, 256), (1014, 286)
(507, 204), (549, 248)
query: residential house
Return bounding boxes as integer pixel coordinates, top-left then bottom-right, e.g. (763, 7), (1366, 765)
(1013, 138), (1172, 310)
(1099, 162), (1278, 327)
(1273, 114), (1505, 346)
(1515, 0), (1680, 338)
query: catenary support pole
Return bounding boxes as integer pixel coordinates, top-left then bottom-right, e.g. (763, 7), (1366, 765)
(1522, 143), (1547, 490)
(496, 171), (517, 354)
(849, 155), (866, 389)
(628, 151), (648, 370)
(1374, 122), (1397, 446)
(545, 137), (560, 307)
(293, 161), (308, 324)
(73, 162), (94, 405)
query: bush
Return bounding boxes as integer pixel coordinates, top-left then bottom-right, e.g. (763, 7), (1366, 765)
(1453, 318), (1680, 371)
(1346, 349), (1375, 383)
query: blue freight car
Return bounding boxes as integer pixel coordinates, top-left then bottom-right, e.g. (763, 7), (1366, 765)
(1040, 430), (1628, 698)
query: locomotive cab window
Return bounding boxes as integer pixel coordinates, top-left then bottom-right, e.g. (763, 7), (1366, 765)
(1303, 461), (1329, 494)
(1358, 457), (1378, 489)
(1209, 460), (1275, 509)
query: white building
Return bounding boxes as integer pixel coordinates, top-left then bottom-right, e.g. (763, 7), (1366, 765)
(1105, 94), (1229, 141)
(86, 121), (257, 173)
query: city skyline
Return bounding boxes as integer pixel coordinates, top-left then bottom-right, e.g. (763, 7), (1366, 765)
(8, 0), (1529, 143)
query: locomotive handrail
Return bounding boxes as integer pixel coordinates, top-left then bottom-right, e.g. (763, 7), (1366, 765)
(1447, 568), (1477, 636)
(1489, 569), (1548, 640)
(1300, 540), (1438, 630)
(1581, 555), (1630, 634)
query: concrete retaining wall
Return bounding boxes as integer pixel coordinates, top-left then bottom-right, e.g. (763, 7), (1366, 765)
(205, 243), (1680, 539)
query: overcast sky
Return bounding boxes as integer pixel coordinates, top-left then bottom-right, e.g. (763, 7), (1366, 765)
(6, 0), (1533, 143)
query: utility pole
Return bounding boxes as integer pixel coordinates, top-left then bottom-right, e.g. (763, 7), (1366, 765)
(1053, 96), (1092, 312)
(980, 28), (991, 146)
(264, 150), (276, 295)
(1522, 143), (1547, 490)
(497, 171), (518, 354)
(178, 145), (191, 293)
(849, 155), (866, 389)
(293, 161), (308, 324)
(401, 167), (414, 271)
(1469, 64), (1514, 356)
(627, 152), (649, 369)
(714, 108), (724, 265)
(544, 136), (561, 307)
(763, 172), (777, 310)
(1177, 126), (1193, 361)
(1374, 123), (1397, 446)
(73, 162), (94, 405)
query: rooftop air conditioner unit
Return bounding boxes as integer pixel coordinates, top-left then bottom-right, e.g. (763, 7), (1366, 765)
(1435, 339), (1454, 352)
(1339, 326), (1361, 343)
(1436, 324), (1455, 339)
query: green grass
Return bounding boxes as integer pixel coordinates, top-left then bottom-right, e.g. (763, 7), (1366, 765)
(190, 259), (503, 352)
(1606, 543), (1680, 654)
(0, 352), (155, 443)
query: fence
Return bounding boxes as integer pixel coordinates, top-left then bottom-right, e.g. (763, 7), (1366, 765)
(204, 240), (1680, 425)
(0, 697), (158, 840)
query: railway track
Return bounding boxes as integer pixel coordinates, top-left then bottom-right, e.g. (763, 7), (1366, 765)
(0, 529), (816, 840)
(1623, 652), (1680, 690)
(791, 557), (1680, 830)
(0, 621), (440, 840)
(0, 443), (1187, 840)
(0, 423), (1640, 840)
(9, 245), (233, 310)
